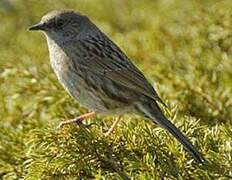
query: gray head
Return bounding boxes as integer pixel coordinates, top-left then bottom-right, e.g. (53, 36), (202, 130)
(29, 10), (94, 40)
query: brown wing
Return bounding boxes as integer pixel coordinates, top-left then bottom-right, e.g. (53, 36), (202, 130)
(70, 36), (167, 107)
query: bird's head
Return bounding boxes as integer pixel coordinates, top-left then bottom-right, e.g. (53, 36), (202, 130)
(29, 10), (92, 40)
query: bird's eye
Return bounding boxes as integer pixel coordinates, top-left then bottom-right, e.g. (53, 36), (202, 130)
(56, 19), (65, 28)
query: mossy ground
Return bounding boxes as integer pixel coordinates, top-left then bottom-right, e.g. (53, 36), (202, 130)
(0, 0), (231, 179)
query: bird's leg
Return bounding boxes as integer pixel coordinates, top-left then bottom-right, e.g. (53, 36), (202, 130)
(104, 115), (122, 136)
(57, 112), (96, 129)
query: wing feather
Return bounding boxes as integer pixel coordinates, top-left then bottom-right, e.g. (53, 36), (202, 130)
(70, 36), (167, 107)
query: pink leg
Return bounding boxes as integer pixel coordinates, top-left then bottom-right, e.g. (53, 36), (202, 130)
(58, 112), (95, 128)
(104, 115), (122, 136)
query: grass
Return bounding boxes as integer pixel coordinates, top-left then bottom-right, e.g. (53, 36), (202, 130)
(0, 0), (231, 179)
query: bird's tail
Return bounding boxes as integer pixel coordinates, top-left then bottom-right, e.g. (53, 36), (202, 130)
(136, 101), (204, 163)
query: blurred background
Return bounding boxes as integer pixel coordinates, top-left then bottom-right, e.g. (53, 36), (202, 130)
(0, 0), (231, 179)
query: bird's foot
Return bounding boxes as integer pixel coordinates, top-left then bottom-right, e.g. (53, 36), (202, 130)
(57, 112), (96, 129)
(57, 117), (82, 128)
(104, 128), (115, 137)
(104, 116), (122, 137)
(57, 118), (97, 129)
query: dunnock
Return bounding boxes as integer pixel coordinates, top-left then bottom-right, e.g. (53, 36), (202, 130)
(29, 10), (204, 163)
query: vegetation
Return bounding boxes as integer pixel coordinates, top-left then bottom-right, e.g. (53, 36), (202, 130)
(0, 0), (231, 179)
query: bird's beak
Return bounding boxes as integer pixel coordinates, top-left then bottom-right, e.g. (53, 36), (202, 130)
(28, 22), (46, 31)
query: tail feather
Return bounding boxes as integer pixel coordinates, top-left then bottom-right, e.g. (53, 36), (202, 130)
(137, 101), (204, 163)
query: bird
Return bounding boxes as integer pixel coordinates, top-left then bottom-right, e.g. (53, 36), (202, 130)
(29, 10), (204, 163)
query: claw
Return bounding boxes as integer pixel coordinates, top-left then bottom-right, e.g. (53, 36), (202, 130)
(57, 117), (83, 129)
(57, 120), (97, 129)
(78, 122), (97, 129)
(104, 116), (122, 137)
(57, 112), (96, 129)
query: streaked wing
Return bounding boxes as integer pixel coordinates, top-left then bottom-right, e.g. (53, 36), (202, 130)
(70, 34), (166, 106)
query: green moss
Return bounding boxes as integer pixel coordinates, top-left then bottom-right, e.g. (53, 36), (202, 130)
(0, 0), (231, 179)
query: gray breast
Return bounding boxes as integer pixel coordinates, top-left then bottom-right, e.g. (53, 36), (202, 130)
(46, 37), (109, 113)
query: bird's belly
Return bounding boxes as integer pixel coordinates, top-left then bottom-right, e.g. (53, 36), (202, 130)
(58, 70), (109, 112)
(49, 51), (132, 114)
(51, 62), (108, 113)
(52, 67), (133, 115)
